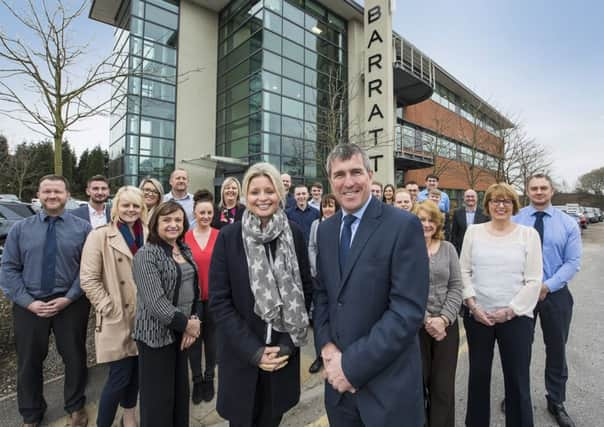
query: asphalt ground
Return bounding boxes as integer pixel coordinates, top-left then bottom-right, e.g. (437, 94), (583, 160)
(1, 222), (602, 426)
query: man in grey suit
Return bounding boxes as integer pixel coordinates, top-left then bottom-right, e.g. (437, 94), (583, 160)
(69, 175), (111, 227)
(313, 143), (429, 427)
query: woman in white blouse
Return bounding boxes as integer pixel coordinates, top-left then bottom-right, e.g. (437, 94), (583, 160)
(460, 182), (543, 427)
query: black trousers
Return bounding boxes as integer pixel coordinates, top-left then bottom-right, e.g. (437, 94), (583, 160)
(13, 296), (90, 423)
(188, 300), (217, 383)
(419, 322), (459, 427)
(464, 313), (534, 427)
(534, 286), (573, 404)
(97, 356), (139, 427)
(137, 339), (190, 427)
(229, 371), (283, 427)
(325, 391), (364, 427)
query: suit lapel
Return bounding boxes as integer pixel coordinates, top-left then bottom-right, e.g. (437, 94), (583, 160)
(460, 207), (467, 228)
(338, 198), (382, 295)
(325, 212), (343, 285)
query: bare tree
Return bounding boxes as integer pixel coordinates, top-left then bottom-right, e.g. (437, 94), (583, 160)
(577, 166), (604, 195)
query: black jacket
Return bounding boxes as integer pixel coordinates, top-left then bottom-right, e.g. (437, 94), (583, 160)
(450, 207), (489, 254)
(209, 220), (312, 425)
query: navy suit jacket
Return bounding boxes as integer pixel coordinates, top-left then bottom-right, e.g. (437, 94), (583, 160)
(313, 197), (429, 427)
(450, 206), (489, 254)
(69, 204), (111, 224)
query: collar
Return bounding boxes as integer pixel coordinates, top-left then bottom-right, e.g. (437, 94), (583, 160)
(527, 204), (554, 217)
(88, 203), (106, 214)
(40, 210), (66, 221)
(168, 192), (192, 201)
(465, 207), (476, 213)
(342, 194), (372, 222)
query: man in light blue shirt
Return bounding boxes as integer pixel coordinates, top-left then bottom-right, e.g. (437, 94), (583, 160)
(163, 168), (194, 225)
(513, 174), (581, 427)
(416, 174), (450, 213)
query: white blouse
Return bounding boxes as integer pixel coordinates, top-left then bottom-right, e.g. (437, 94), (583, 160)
(459, 223), (543, 317)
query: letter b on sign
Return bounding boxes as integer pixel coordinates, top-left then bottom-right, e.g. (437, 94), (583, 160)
(368, 6), (381, 24)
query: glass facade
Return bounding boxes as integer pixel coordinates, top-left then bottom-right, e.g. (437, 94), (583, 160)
(216, 0), (347, 184)
(108, 0), (179, 189)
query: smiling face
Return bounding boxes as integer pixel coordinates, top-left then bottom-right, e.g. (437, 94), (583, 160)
(370, 184), (382, 199)
(169, 170), (189, 194)
(141, 183), (161, 209)
(247, 175), (280, 225)
(281, 174), (291, 191)
(118, 198), (142, 226)
(311, 185), (322, 201)
(418, 210), (437, 240)
(294, 186), (309, 209)
(222, 180), (239, 207)
(321, 199), (336, 219)
(194, 201), (214, 229)
(464, 190), (478, 210)
(394, 191), (413, 211)
(527, 177), (554, 209)
(487, 196), (514, 221)
(330, 153), (373, 214)
(405, 183), (419, 201)
(383, 186), (394, 202)
(157, 209), (185, 244)
(425, 177), (439, 190)
(38, 179), (69, 215)
(428, 193), (441, 205)
(86, 179), (110, 205)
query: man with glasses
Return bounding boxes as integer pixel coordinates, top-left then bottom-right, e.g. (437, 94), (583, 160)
(513, 174), (582, 427)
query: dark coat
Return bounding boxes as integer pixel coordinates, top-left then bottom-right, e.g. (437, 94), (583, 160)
(450, 207), (489, 254)
(211, 203), (245, 230)
(313, 197), (429, 427)
(209, 220), (313, 425)
(70, 204), (111, 224)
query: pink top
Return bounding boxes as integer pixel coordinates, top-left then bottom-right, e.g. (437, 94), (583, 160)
(184, 228), (219, 301)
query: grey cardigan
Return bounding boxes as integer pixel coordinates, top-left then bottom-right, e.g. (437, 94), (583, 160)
(426, 240), (463, 324)
(132, 241), (201, 348)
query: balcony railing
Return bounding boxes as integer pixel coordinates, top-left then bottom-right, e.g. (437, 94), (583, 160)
(392, 34), (435, 91)
(394, 125), (434, 166)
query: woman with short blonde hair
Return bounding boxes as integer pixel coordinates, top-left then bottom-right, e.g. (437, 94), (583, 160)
(414, 200), (463, 427)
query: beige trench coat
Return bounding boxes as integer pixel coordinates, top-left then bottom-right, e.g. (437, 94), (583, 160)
(80, 222), (146, 363)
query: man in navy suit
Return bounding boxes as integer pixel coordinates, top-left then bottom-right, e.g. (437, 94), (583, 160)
(313, 143), (429, 427)
(70, 175), (111, 227)
(450, 189), (489, 254)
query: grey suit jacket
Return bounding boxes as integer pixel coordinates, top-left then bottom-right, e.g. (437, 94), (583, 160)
(70, 204), (111, 224)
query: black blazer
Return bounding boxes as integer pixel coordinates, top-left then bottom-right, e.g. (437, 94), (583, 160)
(70, 204), (111, 224)
(211, 203), (245, 230)
(450, 207), (489, 254)
(209, 220), (312, 425)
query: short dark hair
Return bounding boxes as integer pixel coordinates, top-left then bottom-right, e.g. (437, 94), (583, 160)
(405, 181), (418, 187)
(87, 175), (109, 186)
(39, 174), (70, 192)
(527, 173), (554, 189)
(193, 189), (214, 210)
(311, 182), (323, 190)
(147, 201), (189, 245)
(325, 143), (371, 177)
(294, 184), (308, 191)
(319, 194), (339, 218)
(425, 174), (439, 181)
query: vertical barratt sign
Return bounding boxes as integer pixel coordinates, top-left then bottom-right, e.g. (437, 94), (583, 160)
(364, 0), (394, 182)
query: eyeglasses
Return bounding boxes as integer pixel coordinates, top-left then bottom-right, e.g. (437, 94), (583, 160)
(143, 189), (159, 196)
(489, 199), (514, 207)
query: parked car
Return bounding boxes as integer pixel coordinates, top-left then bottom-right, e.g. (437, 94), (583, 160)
(594, 207), (603, 222)
(583, 207), (598, 223)
(0, 204), (34, 262)
(0, 200), (36, 218)
(0, 194), (20, 202)
(564, 211), (586, 231)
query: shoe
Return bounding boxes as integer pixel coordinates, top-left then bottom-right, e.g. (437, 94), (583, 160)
(192, 381), (203, 405)
(547, 400), (576, 427)
(308, 357), (323, 374)
(201, 378), (215, 402)
(500, 399), (505, 413)
(70, 408), (88, 427)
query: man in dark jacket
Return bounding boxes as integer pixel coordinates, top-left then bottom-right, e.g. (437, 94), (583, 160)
(450, 189), (489, 254)
(70, 175), (111, 227)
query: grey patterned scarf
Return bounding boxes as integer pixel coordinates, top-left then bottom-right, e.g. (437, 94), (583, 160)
(241, 209), (309, 347)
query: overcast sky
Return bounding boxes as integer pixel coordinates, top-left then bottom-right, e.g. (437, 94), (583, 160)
(0, 0), (601, 187)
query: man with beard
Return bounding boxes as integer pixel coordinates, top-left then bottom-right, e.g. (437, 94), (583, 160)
(0, 175), (92, 427)
(71, 175), (111, 227)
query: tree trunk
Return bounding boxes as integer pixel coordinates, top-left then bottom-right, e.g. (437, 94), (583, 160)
(54, 133), (63, 176)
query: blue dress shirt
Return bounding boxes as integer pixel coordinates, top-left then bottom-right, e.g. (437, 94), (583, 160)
(340, 194), (373, 244)
(513, 205), (582, 293)
(417, 189), (450, 213)
(286, 204), (320, 243)
(0, 210), (92, 307)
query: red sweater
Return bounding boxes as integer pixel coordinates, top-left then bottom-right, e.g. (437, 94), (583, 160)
(184, 228), (219, 301)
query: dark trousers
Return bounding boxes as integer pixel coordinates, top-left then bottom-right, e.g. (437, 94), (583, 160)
(97, 356), (139, 427)
(229, 371), (283, 427)
(419, 322), (459, 427)
(137, 339), (190, 427)
(534, 286), (573, 404)
(464, 313), (534, 427)
(13, 296), (90, 423)
(188, 300), (217, 383)
(325, 392), (364, 427)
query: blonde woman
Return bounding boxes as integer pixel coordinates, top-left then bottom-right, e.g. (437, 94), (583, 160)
(139, 177), (164, 220)
(80, 186), (148, 427)
(212, 176), (246, 229)
(415, 200), (463, 427)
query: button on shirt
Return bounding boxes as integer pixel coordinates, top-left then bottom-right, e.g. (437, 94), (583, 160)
(163, 192), (195, 225)
(513, 205), (582, 293)
(0, 211), (92, 308)
(88, 204), (108, 228)
(417, 189), (450, 213)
